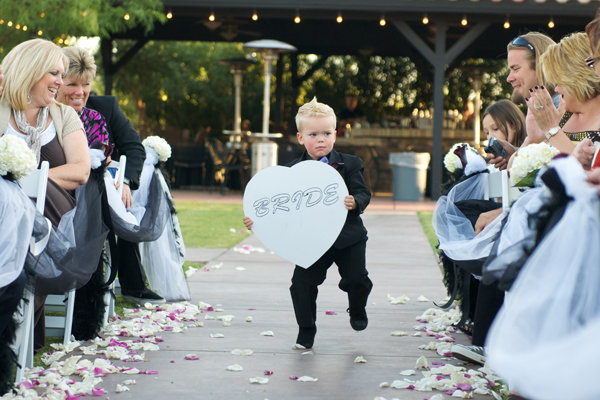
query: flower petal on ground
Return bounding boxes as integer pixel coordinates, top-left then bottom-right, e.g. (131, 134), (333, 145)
(399, 370), (416, 376)
(116, 384), (130, 393)
(325, 311), (337, 315)
(184, 354), (199, 360)
(260, 331), (274, 336)
(354, 356), (367, 363)
(210, 333), (225, 338)
(390, 331), (408, 336)
(417, 295), (430, 302)
(249, 377), (269, 384)
(415, 356), (429, 370)
(387, 294), (410, 304)
(226, 364), (244, 372)
(231, 349), (253, 356)
(297, 376), (318, 382)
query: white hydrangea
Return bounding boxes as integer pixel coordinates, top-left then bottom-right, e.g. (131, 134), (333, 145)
(509, 142), (560, 186)
(142, 136), (172, 162)
(443, 142), (471, 173)
(0, 135), (37, 179)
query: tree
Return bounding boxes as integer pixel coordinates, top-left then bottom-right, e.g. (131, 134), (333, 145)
(0, 0), (165, 56)
(108, 40), (265, 138)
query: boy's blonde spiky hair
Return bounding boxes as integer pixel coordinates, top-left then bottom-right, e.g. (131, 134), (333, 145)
(295, 97), (336, 132)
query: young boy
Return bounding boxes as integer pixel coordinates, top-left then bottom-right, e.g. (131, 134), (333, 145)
(243, 97), (373, 349)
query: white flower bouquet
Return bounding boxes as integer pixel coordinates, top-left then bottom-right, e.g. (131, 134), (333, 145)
(142, 136), (172, 162)
(443, 142), (472, 174)
(509, 142), (560, 187)
(0, 135), (37, 180)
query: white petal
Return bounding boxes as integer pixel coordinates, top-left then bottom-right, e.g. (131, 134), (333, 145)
(399, 369), (416, 376)
(260, 331), (274, 336)
(217, 314), (235, 322)
(297, 376), (318, 382)
(354, 356), (367, 363)
(116, 384), (130, 393)
(210, 333), (225, 338)
(226, 364), (244, 372)
(417, 295), (430, 302)
(231, 349), (253, 356)
(390, 331), (408, 336)
(246, 316), (253, 322)
(249, 377), (269, 384)
(301, 350), (313, 356)
(390, 380), (411, 389)
(379, 381), (390, 388)
(415, 355), (429, 370)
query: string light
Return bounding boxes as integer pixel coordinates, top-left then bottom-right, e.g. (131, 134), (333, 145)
(7, 21), (13, 27)
(22, 25), (27, 31)
(379, 16), (386, 26)
(548, 18), (555, 29)
(208, 12), (215, 22)
(252, 10), (258, 21)
(0, 20), (4, 24)
(82, 10), (87, 17)
(166, 10), (173, 19)
(294, 11), (301, 24)
(40, 12), (45, 18)
(422, 14), (429, 25)
(37, 30), (43, 36)
(461, 16), (468, 26)
(124, 13), (130, 21)
(336, 13), (343, 23)
(503, 16), (510, 29)
(15, 24), (20, 29)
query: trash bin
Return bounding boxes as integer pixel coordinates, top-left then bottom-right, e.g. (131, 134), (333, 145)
(389, 152), (431, 201)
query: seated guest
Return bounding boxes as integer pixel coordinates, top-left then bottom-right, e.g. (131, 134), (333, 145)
(0, 39), (90, 351)
(57, 46), (165, 305)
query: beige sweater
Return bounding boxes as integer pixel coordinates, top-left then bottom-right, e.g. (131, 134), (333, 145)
(0, 100), (83, 148)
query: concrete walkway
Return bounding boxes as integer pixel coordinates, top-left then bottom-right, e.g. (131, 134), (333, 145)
(100, 195), (492, 400)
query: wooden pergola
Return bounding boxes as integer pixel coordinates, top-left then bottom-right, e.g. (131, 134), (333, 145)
(104, 0), (599, 198)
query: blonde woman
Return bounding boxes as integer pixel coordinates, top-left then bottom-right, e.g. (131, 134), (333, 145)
(0, 39), (90, 351)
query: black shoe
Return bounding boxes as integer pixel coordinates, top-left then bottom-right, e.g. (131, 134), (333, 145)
(347, 307), (368, 331)
(294, 326), (316, 349)
(121, 288), (166, 304)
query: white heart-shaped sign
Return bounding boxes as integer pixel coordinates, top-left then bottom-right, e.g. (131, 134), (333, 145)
(243, 160), (349, 268)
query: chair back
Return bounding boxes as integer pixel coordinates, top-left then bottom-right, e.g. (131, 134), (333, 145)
(19, 161), (49, 213)
(108, 156), (127, 196)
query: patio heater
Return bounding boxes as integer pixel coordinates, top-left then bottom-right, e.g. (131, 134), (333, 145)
(243, 39), (297, 176)
(220, 57), (255, 147)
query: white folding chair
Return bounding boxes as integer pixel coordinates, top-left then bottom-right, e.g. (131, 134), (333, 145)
(485, 169), (521, 210)
(103, 156), (127, 325)
(15, 161), (50, 383)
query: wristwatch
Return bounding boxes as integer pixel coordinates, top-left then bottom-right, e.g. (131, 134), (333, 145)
(545, 126), (560, 143)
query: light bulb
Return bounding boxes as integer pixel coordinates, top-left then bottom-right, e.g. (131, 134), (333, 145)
(548, 19), (555, 29)
(252, 11), (258, 21)
(336, 14), (343, 23)
(379, 17), (386, 26)
(422, 15), (429, 25)
(209, 12), (215, 22)
(461, 16), (468, 26)
(166, 11), (173, 19)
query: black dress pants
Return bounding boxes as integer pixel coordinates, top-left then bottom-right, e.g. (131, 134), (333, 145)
(289, 240), (372, 328)
(116, 239), (148, 294)
(471, 280), (505, 346)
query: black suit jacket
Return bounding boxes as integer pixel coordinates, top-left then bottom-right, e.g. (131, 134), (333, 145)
(288, 149), (371, 249)
(86, 96), (146, 190)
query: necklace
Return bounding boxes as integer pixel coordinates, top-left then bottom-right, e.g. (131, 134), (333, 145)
(13, 107), (49, 164)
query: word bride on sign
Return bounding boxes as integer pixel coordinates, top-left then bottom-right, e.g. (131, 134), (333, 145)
(243, 160), (349, 268)
(252, 183), (340, 216)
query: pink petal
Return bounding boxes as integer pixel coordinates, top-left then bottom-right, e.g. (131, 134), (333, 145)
(206, 306), (214, 311)
(264, 370), (274, 375)
(170, 361), (175, 363)
(456, 383), (472, 391)
(325, 311), (337, 315)
(464, 373), (471, 378)
(432, 362), (445, 365)
(142, 370), (159, 375)
(407, 384), (415, 390)
(248, 308), (256, 310)
(184, 355), (199, 360)
(20, 381), (35, 390)
(446, 390), (455, 395)
(289, 376), (298, 380)
(93, 367), (105, 376)
(92, 388), (105, 396)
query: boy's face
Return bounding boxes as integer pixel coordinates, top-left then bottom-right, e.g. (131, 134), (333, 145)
(297, 116), (336, 160)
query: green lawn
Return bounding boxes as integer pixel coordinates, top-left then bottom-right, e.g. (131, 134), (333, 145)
(174, 200), (250, 248)
(417, 210), (439, 254)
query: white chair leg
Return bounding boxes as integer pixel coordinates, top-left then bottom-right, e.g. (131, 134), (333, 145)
(16, 290), (34, 383)
(63, 289), (75, 346)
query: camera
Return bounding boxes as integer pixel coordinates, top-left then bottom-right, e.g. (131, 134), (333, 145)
(484, 137), (507, 158)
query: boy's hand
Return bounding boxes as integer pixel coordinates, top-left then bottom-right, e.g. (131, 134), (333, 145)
(243, 216), (254, 230)
(344, 195), (357, 210)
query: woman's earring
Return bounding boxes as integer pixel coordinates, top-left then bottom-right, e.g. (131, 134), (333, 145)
(27, 93), (32, 104)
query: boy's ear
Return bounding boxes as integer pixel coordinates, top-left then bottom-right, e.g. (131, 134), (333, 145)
(296, 132), (303, 144)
